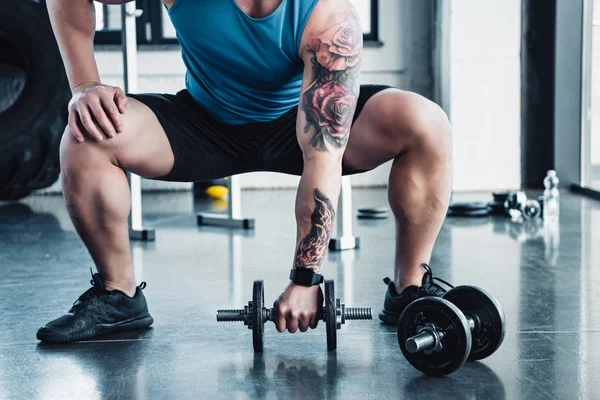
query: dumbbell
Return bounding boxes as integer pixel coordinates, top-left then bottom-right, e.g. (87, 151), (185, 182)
(397, 286), (506, 376)
(503, 191), (541, 220)
(216, 280), (372, 352)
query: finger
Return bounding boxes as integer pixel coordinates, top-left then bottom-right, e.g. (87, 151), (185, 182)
(101, 95), (123, 134)
(68, 112), (84, 143)
(115, 88), (128, 114)
(90, 103), (116, 138)
(78, 104), (104, 141)
(298, 315), (310, 333)
(309, 314), (319, 330)
(286, 314), (299, 333)
(275, 312), (287, 333)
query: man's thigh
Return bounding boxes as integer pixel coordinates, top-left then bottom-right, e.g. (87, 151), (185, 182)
(343, 88), (434, 172)
(128, 90), (264, 182)
(62, 96), (175, 179)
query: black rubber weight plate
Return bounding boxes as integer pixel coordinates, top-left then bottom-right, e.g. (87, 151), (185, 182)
(488, 201), (506, 215)
(443, 286), (506, 361)
(447, 202), (490, 217)
(492, 192), (510, 203)
(357, 207), (388, 214)
(397, 297), (471, 376)
(357, 213), (388, 220)
(252, 280), (264, 352)
(325, 280), (337, 351)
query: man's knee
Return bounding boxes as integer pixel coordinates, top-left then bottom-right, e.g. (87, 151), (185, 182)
(409, 98), (452, 159)
(60, 127), (118, 182)
(382, 92), (452, 158)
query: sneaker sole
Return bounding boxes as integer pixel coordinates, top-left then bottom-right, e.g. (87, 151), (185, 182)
(378, 309), (400, 326)
(36, 315), (154, 343)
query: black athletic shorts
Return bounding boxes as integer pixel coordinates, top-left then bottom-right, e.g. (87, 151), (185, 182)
(128, 84), (392, 182)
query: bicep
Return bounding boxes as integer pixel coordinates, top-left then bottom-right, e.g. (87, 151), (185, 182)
(296, 0), (362, 160)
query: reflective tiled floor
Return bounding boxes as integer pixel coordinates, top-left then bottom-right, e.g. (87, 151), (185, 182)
(1, 188), (599, 399)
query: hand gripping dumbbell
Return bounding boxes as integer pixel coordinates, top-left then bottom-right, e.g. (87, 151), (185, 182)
(397, 286), (506, 376)
(217, 280), (372, 352)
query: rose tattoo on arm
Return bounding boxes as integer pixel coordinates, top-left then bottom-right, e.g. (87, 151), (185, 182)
(301, 18), (362, 151)
(295, 189), (335, 272)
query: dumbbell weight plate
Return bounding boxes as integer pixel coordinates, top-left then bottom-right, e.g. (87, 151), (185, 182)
(324, 280), (337, 351)
(252, 280), (265, 352)
(443, 286), (505, 361)
(522, 200), (541, 220)
(397, 297), (472, 376)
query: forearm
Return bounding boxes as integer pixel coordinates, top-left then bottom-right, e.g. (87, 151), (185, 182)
(292, 0), (362, 274)
(47, 0), (101, 90)
(294, 156), (342, 273)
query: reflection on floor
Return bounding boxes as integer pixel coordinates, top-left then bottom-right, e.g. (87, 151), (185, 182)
(0, 189), (598, 399)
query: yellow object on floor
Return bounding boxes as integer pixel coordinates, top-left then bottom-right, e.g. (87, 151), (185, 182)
(206, 185), (228, 200)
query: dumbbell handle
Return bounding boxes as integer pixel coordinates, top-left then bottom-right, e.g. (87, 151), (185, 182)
(405, 315), (476, 354)
(216, 305), (372, 322)
(217, 309), (249, 322)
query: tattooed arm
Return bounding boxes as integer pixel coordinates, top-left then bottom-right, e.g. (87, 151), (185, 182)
(274, 0), (362, 334)
(294, 1), (361, 273)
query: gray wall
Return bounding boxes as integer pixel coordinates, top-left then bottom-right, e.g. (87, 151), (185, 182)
(554, 0), (584, 185)
(444, 0), (522, 191)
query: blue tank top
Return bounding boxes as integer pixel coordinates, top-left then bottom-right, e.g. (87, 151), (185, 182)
(167, 0), (319, 124)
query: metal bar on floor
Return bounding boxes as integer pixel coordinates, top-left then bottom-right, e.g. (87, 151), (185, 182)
(329, 176), (359, 251)
(197, 176), (255, 229)
(122, 3), (155, 241)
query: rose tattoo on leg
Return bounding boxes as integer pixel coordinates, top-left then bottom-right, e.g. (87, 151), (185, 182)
(301, 18), (362, 151)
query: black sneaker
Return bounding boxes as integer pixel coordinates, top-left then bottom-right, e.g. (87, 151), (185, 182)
(37, 271), (154, 343)
(378, 264), (453, 326)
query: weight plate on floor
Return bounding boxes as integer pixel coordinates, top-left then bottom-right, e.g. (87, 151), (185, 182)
(443, 286), (506, 361)
(357, 212), (388, 220)
(492, 192), (510, 203)
(488, 201), (506, 216)
(397, 297), (471, 376)
(324, 280), (337, 351)
(357, 207), (388, 214)
(252, 280), (265, 352)
(447, 202), (490, 217)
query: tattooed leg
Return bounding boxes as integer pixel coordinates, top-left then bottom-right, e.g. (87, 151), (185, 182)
(294, 189), (335, 273)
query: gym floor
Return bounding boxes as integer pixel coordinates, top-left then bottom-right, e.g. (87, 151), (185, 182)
(1, 188), (598, 399)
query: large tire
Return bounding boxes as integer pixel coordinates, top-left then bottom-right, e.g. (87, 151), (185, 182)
(0, 0), (69, 200)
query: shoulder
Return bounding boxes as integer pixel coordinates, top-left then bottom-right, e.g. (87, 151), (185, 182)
(300, 0), (362, 60)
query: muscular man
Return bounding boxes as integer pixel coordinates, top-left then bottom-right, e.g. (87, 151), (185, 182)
(37, 0), (453, 342)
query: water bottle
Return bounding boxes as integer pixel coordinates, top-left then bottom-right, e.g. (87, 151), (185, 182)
(543, 170), (560, 221)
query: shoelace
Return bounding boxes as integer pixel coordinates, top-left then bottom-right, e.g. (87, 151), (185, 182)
(71, 273), (147, 310)
(71, 278), (103, 309)
(420, 263), (453, 296)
